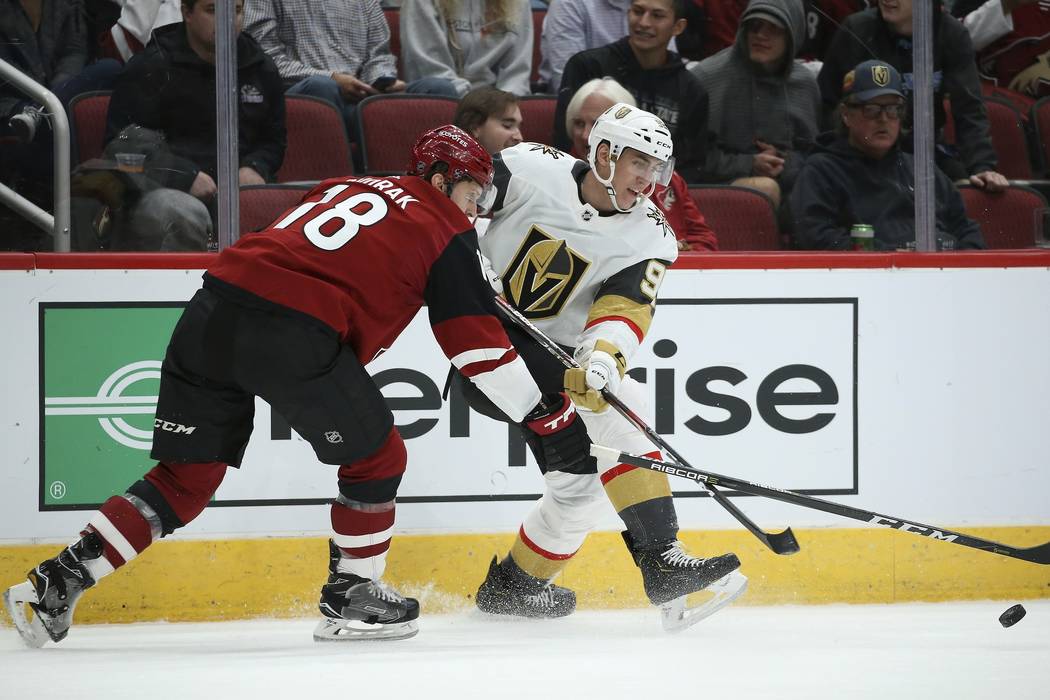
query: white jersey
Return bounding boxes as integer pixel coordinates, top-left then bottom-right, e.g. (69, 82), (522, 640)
(481, 142), (678, 360)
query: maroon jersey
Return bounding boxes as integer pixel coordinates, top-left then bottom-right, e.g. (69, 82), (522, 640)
(799, 0), (872, 62)
(976, 3), (1050, 98)
(207, 175), (542, 421)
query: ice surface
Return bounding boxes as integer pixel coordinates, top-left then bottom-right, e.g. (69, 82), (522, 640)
(1, 601), (1047, 700)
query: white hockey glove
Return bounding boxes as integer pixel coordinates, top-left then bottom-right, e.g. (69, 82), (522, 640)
(564, 339), (626, 413)
(478, 250), (504, 294)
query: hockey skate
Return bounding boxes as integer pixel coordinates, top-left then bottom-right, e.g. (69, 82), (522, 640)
(475, 555), (576, 618)
(623, 531), (747, 633)
(313, 540), (420, 642)
(3, 532), (102, 648)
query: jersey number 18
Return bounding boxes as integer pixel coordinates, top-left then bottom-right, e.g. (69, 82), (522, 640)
(273, 184), (389, 251)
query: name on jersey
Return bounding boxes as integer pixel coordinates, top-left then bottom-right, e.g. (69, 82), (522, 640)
(352, 176), (418, 210)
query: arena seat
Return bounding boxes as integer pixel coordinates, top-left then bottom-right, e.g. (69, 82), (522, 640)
(979, 81), (1035, 114)
(1031, 96), (1050, 177)
(943, 97), (1035, 179)
(958, 184), (1047, 249)
(278, 95), (355, 182)
(69, 91), (112, 164)
(518, 96), (557, 146)
(983, 97), (1035, 180)
(239, 184), (314, 236)
(688, 185), (780, 251)
(357, 94), (459, 174)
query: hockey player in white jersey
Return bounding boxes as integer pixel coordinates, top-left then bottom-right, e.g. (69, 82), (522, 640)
(453, 103), (743, 626)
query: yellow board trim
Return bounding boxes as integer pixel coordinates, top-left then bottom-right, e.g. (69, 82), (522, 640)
(1, 526), (1048, 626)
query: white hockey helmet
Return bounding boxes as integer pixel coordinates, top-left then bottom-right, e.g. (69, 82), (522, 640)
(587, 103), (675, 212)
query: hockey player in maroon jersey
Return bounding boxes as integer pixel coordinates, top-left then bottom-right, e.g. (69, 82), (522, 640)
(3, 126), (591, 646)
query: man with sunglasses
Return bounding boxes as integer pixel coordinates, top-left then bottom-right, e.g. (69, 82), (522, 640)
(817, 0), (1008, 191)
(792, 59), (985, 250)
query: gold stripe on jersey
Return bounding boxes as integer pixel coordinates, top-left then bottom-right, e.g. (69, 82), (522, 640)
(602, 468), (673, 512)
(510, 534), (574, 580)
(586, 294), (654, 338)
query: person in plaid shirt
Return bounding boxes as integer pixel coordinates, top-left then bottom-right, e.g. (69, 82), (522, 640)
(244, 0), (459, 140)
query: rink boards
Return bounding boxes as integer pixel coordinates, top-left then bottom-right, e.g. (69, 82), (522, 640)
(0, 252), (1048, 622)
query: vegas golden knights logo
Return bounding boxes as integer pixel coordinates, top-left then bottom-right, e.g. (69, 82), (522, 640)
(528, 144), (566, 159)
(503, 226), (590, 319)
(872, 65), (890, 87)
(615, 106), (631, 119)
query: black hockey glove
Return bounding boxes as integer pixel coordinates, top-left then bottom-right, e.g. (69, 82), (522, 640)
(522, 393), (591, 474)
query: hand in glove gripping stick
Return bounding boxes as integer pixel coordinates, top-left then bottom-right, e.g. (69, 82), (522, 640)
(563, 340), (627, 412)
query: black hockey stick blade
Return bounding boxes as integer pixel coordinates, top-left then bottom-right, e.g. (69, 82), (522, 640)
(593, 445), (1050, 566)
(715, 493), (800, 554)
(491, 294), (798, 556)
(590, 442), (799, 555)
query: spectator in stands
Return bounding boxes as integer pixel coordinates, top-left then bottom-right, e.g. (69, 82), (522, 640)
(690, 0), (819, 212)
(798, 1), (873, 65)
(541, 0), (641, 93)
(951, 0), (1050, 99)
(244, 0), (457, 145)
(566, 77), (718, 250)
(817, 0), (1009, 191)
(696, 0), (747, 57)
(699, 1), (874, 63)
(793, 60), (985, 250)
(1, 0), (123, 250)
(399, 0), (534, 98)
(98, 0), (181, 64)
(102, 0), (286, 250)
(453, 86), (524, 153)
(553, 0), (709, 181)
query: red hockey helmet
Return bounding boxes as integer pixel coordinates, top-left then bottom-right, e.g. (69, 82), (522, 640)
(408, 125), (495, 189)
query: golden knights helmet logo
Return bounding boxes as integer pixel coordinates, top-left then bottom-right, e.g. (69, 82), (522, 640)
(503, 226), (590, 318)
(871, 64), (890, 87)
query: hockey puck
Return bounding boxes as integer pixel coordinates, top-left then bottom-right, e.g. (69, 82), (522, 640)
(999, 604), (1026, 628)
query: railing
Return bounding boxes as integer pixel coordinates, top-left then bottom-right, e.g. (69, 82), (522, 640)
(0, 58), (71, 252)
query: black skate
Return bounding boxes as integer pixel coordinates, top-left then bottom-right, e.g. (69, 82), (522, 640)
(475, 555), (576, 618)
(313, 540), (419, 642)
(623, 531), (747, 632)
(3, 532), (103, 648)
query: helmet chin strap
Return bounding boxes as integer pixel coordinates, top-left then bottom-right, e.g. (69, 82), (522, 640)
(594, 158), (643, 213)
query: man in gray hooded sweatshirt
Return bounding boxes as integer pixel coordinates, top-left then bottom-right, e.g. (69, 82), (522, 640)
(689, 0), (819, 211)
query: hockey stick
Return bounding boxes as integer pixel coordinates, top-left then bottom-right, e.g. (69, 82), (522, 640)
(592, 445), (1050, 566)
(492, 294), (800, 556)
